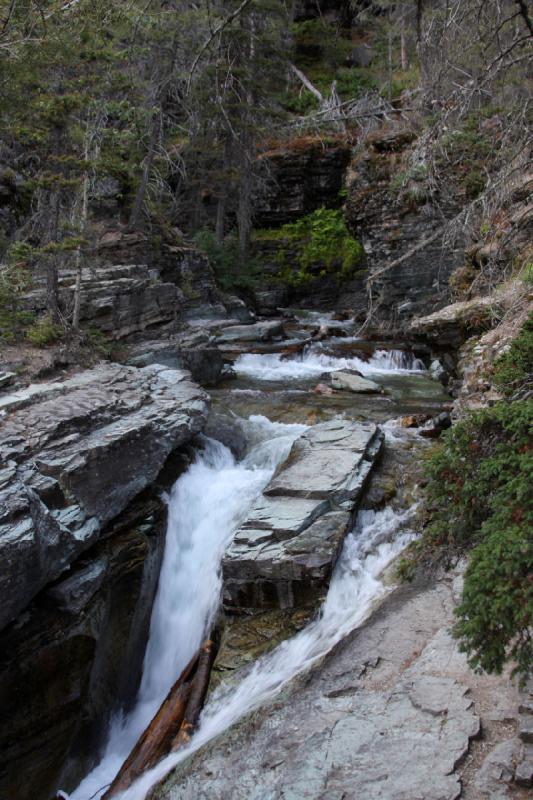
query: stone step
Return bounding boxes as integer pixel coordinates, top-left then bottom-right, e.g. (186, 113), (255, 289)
(222, 418), (383, 614)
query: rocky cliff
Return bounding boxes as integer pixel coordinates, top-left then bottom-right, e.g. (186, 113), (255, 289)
(0, 363), (209, 799)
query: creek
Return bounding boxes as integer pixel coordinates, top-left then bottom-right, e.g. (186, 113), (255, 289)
(68, 314), (450, 800)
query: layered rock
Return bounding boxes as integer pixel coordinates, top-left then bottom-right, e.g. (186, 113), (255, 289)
(253, 137), (351, 228)
(0, 492), (167, 800)
(222, 419), (383, 613)
(345, 127), (465, 325)
(0, 362), (209, 631)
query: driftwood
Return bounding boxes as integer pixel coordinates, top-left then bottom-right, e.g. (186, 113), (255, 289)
(102, 643), (212, 799)
(171, 640), (216, 751)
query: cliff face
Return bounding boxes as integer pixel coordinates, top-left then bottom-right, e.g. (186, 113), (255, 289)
(0, 364), (209, 799)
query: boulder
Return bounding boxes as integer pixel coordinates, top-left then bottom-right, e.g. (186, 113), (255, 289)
(222, 419), (383, 613)
(214, 319), (284, 344)
(127, 339), (224, 386)
(0, 363), (209, 631)
(330, 370), (382, 393)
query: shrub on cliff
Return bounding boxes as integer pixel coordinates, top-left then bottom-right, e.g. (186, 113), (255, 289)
(270, 207), (364, 285)
(401, 315), (533, 681)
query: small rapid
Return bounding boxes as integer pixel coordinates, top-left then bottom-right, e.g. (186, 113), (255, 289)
(113, 504), (415, 800)
(70, 418), (305, 800)
(234, 347), (425, 381)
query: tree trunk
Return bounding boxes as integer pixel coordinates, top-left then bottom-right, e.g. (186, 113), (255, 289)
(102, 649), (200, 799)
(400, 15), (409, 70)
(171, 640), (216, 751)
(128, 113), (159, 231)
(73, 132), (90, 330)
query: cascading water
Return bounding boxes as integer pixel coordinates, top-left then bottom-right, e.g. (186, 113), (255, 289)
(234, 347), (425, 381)
(69, 418), (305, 800)
(112, 504), (416, 800)
(68, 342), (429, 800)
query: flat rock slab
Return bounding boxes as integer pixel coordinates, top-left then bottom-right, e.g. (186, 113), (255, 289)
(330, 370), (382, 393)
(154, 577), (486, 800)
(213, 319), (284, 344)
(223, 419), (382, 613)
(0, 363), (209, 631)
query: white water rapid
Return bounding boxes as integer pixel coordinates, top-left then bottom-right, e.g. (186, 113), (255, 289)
(234, 347), (425, 381)
(70, 417), (305, 800)
(113, 504), (415, 800)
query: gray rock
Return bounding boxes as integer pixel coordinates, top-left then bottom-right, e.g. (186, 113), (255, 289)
(45, 558), (108, 614)
(515, 742), (533, 787)
(330, 370), (382, 394)
(475, 738), (521, 798)
(429, 358), (450, 385)
(154, 578), (482, 800)
(214, 320), (284, 344)
(520, 713), (533, 743)
(0, 362), (209, 630)
(0, 371), (16, 389)
(222, 419), (383, 613)
(127, 340), (224, 386)
(265, 419), (382, 502)
(0, 493), (167, 800)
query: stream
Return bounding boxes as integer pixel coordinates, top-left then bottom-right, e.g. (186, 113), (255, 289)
(68, 315), (451, 800)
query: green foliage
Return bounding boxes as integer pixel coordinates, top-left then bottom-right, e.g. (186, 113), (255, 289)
(0, 263), (33, 342)
(193, 229), (259, 293)
(271, 208), (363, 285)
(403, 396), (533, 681)
(25, 315), (64, 347)
(492, 313), (533, 396)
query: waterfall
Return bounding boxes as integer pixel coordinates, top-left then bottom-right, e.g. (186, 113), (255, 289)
(113, 505), (415, 800)
(70, 418), (305, 800)
(234, 348), (425, 381)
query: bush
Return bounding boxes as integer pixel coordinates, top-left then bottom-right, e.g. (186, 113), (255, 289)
(192, 229), (260, 293)
(26, 314), (63, 346)
(0, 262), (34, 342)
(405, 397), (533, 681)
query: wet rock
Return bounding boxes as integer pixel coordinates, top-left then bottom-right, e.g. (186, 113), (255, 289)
(313, 383), (334, 396)
(0, 493), (167, 800)
(222, 419), (383, 613)
(0, 370), (16, 389)
(330, 370), (382, 393)
(127, 339), (224, 386)
(419, 411), (452, 438)
(0, 363), (209, 631)
(214, 319), (284, 344)
(429, 358), (450, 385)
(204, 412), (248, 460)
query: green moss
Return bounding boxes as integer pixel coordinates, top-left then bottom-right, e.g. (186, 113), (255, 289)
(267, 208), (363, 286)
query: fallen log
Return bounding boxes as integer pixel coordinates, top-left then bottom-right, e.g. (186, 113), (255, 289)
(102, 649), (200, 799)
(171, 639), (216, 751)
